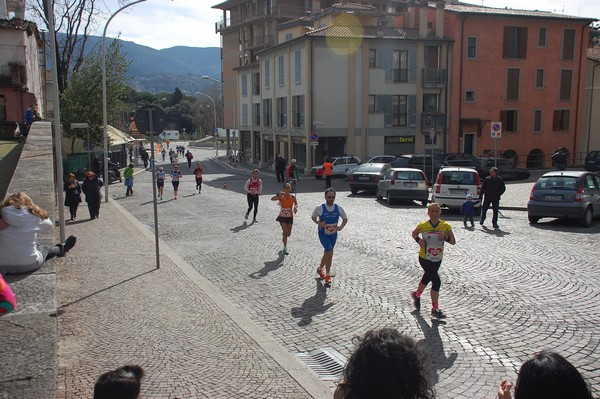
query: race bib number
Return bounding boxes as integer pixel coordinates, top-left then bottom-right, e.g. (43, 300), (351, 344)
(325, 224), (337, 235)
(280, 208), (292, 217)
(423, 232), (444, 261)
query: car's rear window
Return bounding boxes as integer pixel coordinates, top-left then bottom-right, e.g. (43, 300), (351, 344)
(391, 158), (410, 167)
(535, 176), (579, 191)
(356, 164), (385, 173)
(395, 171), (425, 180)
(441, 172), (476, 185)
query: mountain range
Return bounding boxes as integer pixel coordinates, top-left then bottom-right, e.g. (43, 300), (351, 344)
(84, 35), (222, 94)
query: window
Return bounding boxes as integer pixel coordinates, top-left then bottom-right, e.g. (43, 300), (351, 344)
(0, 96), (6, 120)
(500, 110), (518, 132)
(465, 90), (475, 103)
(392, 95), (407, 126)
(369, 49), (376, 68)
(533, 110), (542, 132)
(466, 37), (477, 59)
(535, 69), (544, 89)
(559, 69), (573, 101)
(285, 32), (293, 41)
(553, 110), (570, 131)
(241, 103), (248, 126)
(537, 27), (547, 47)
(294, 50), (301, 84)
(276, 97), (287, 127)
(368, 95), (376, 113)
(562, 29), (576, 61)
(423, 93), (439, 113)
(241, 74), (248, 97)
(253, 72), (260, 96)
(506, 68), (520, 101)
(263, 98), (272, 127)
(253, 103), (260, 126)
(393, 50), (408, 82)
(503, 26), (527, 59)
(264, 60), (270, 89)
(292, 95), (304, 127)
(278, 56), (285, 86)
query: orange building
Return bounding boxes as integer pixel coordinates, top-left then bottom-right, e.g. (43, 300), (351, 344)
(443, 3), (595, 167)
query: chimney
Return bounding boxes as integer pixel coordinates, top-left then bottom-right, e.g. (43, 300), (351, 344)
(436, 0), (445, 38)
(407, 0), (416, 28)
(419, 0), (428, 38)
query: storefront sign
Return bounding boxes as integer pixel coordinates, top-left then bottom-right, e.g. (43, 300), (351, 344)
(385, 135), (415, 144)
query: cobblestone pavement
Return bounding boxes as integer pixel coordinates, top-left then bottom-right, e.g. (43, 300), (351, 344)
(114, 147), (599, 399)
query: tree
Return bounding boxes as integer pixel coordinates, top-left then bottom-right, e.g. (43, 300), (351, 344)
(28, 0), (107, 93)
(61, 38), (130, 152)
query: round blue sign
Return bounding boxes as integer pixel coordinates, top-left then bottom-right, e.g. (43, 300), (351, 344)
(310, 132), (319, 142)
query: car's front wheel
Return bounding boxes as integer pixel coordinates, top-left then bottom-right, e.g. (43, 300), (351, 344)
(580, 207), (593, 227)
(528, 215), (540, 224)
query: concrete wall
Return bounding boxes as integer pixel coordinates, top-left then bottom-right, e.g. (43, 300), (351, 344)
(0, 121), (58, 399)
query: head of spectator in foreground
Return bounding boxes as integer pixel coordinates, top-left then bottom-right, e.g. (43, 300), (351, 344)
(94, 365), (145, 399)
(334, 328), (434, 399)
(1, 192), (48, 219)
(515, 351), (592, 399)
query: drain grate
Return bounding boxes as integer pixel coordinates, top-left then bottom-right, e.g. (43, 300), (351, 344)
(294, 347), (346, 381)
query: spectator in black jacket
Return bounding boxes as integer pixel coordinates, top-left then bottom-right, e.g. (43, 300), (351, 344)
(479, 167), (505, 228)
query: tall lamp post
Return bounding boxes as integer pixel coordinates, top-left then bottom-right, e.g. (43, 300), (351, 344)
(196, 92), (218, 156)
(102, 0), (147, 202)
(201, 75), (237, 163)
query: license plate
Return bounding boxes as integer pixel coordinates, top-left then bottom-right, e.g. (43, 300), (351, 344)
(403, 182), (417, 187)
(358, 176), (370, 180)
(544, 195), (563, 201)
(450, 189), (467, 194)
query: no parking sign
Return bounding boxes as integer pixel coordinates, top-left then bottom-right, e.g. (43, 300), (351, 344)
(491, 122), (502, 139)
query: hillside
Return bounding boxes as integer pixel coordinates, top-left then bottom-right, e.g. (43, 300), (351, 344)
(84, 35), (222, 93)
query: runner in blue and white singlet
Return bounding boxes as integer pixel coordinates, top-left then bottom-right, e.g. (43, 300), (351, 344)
(311, 188), (348, 285)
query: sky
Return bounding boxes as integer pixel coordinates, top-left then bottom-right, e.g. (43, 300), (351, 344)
(101, 0), (600, 50)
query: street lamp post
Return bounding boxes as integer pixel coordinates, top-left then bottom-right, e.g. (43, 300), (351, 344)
(102, 0), (147, 202)
(201, 75), (237, 164)
(196, 92), (218, 157)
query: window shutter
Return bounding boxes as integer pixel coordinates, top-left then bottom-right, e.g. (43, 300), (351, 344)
(503, 27), (509, 58)
(408, 50), (417, 82)
(408, 95), (417, 127)
(520, 27), (528, 59)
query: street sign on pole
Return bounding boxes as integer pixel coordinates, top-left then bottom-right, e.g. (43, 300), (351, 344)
(491, 122), (502, 139)
(429, 127), (436, 142)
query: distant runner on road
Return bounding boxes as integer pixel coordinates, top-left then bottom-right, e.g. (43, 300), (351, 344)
(193, 162), (203, 194)
(311, 188), (348, 287)
(243, 169), (262, 223)
(170, 164), (182, 200)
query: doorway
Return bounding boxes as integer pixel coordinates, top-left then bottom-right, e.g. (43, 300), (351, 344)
(463, 133), (475, 155)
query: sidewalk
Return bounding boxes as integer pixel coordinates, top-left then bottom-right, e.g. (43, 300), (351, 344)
(0, 132), (330, 399)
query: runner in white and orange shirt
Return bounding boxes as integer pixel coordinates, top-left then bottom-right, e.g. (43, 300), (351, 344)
(193, 162), (203, 194)
(243, 169), (262, 223)
(271, 182), (298, 255)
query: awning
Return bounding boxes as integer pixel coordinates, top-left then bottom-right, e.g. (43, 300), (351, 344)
(107, 125), (134, 146)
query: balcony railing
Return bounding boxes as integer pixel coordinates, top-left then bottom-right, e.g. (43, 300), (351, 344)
(421, 112), (446, 130)
(422, 68), (447, 88)
(217, 4), (308, 31)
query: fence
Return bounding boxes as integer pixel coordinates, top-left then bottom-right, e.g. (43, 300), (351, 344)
(63, 150), (127, 180)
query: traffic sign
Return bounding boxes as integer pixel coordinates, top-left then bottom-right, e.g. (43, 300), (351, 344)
(429, 127), (436, 141)
(311, 141), (318, 147)
(310, 132), (319, 142)
(71, 123), (89, 129)
(491, 122), (502, 139)
(134, 105), (166, 134)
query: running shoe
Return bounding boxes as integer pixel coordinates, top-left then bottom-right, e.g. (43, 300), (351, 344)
(283, 246), (288, 255)
(431, 308), (447, 319)
(245, 212), (249, 220)
(411, 291), (421, 311)
(325, 275), (333, 285)
(316, 267), (326, 279)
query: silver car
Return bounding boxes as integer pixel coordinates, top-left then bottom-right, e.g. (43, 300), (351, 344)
(348, 163), (391, 195)
(527, 171), (600, 226)
(377, 168), (430, 206)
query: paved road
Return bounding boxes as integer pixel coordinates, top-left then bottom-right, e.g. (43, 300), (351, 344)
(112, 146), (599, 399)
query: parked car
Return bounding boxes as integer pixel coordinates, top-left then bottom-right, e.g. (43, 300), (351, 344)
(343, 155), (397, 179)
(311, 156), (361, 179)
(348, 163), (391, 194)
(376, 168), (430, 206)
(527, 171), (600, 227)
(390, 154), (446, 183)
(584, 150), (600, 172)
(473, 158), (530, 181)
(431, 166), (481, 212)
(441, 153), (478, 167)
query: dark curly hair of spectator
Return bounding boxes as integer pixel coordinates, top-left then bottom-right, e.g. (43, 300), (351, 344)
(94, 365), (145, 399)
(334, 328), (434, 399)
(515, 351), (592, 399)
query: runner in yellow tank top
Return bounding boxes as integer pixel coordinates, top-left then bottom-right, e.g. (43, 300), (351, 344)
(411, 202), (455, 320)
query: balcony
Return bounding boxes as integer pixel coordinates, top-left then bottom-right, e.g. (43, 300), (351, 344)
(216, 4), (308, 32)
(422, 68), (447, 88)
(421, 112), (446, 130)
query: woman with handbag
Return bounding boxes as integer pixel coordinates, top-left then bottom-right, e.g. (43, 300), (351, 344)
(63, 173), (82, 220)
(81, 171), (103, 219)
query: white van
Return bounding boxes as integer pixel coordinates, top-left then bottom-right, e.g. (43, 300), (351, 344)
(159, 130), (180, 141)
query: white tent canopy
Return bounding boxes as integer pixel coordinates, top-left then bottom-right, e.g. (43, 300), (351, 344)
(107, 125), (134, 146)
